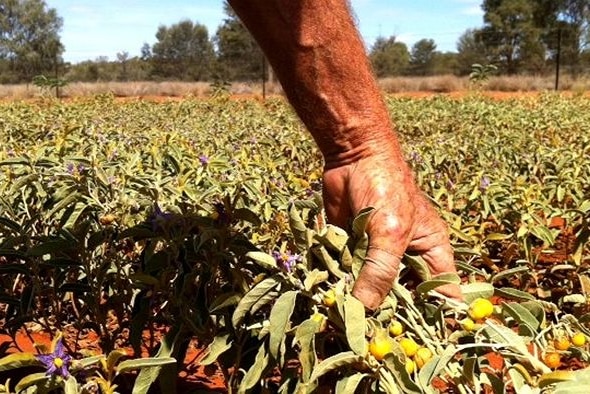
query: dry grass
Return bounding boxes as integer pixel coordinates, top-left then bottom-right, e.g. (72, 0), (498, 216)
(1, 75), (588, 100)
(379, 75), (469, 93)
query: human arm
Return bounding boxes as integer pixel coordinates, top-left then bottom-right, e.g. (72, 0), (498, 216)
(229, 0), (461, 309)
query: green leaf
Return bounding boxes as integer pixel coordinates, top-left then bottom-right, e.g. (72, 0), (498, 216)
(311, 245), (346, 279)
(116, 357), (176, 374)
(0, 352), (40, 371)
(351, 207), (374, 239)
(27, 239), (74, 256)
(495, 287), (535, 301)
(209, 292), (241, 313)
(63, 375), (78, 394)
(335, 372), (368, 394)
(246, 251), (277, 271)
(382, 354), (424, 394)
(200, 333), (232, 366)
(501, 301), (541, 335)
(416, 273), (460, 295)
(232, 275), (281, 328)
(269, 290), (298, 361)
(0, 263), (31, 276)
(106, 349), (129, 372)
(538, 370), (576, 389)
(238, 344), (268, 393)
(308, 351), (364, 386)
(303, 269), (329, 291)
(343, 295), (368, 356)
(289, 203), (311, 251)
(316, 224), (349, 252)
(233, 207), (262, 226)
(491, 266), (530, 284)
(402, 253), (431, 281)
(134, 328), (180, 394)
(418, 344), (458, 388)
(72, 355), (104, 371)
(15, 372), (61, 393)
(460, 282), (495, 303)
(295, 319), (319, 382)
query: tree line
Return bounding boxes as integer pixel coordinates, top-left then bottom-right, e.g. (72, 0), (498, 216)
(1, 0), (589, 85)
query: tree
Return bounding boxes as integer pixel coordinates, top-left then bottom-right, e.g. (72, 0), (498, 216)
(431, 52), (460, 75)
(151, 20), (214, 81)
(456, 29), (490, 75)
(480, 0), (544, 74)
(214, 4), (265, 81)
(116, 51), (129, 81)
(369, 36), (410, 77)
(410, 39), (437, 75)
(0, 0), (63, 83)
(556, 0), (590, 76)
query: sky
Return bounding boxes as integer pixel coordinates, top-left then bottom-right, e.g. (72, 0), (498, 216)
(46, 0), (485, 64)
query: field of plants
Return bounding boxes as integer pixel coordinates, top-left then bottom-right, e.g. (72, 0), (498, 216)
(0, 91), (589, 393)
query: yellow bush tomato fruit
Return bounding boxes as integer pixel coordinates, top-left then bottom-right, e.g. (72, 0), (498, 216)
(99, 214), (117, 225)
(311, 313), (327, 332)
(468, 298), (494, 321)
(399, 337), (419, 357)
(323, 289), (336, 307)
(554, 337), (571, 351)
(572, 332), (587, 347)
(369, 336), (394, 361)
(461, 318), (476, 332)
(405, 359), (416, 374)
(543, 352), (561, 369)
(388, 320), (404, 337)
(414, 347), (433, 369)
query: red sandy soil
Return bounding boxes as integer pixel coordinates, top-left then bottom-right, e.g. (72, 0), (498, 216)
(0, 327), (226, 392)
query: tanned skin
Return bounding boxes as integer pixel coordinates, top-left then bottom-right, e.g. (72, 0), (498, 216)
(229, 0), (461, 310)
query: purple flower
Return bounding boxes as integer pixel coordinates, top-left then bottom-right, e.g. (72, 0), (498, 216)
(272, 250), (301, 273)
(149, 204), (174, 232)
(36, 339), (71, 378)
(66, 163), (75, 175)
(199, 155), (209, 165)
(480, 176), (491, 191)
(410, 151), (422, 164)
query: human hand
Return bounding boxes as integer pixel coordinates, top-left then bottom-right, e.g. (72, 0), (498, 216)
(322, 150), (462, 310)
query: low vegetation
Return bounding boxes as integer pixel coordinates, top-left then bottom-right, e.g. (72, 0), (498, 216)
(0, 93), (589, 392)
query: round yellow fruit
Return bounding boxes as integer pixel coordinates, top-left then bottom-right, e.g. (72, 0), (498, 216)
(572, 332), (587, 347)
(461, 318), (476, 332)
(389, 320), (404, 337)
(405, 359), (416, 374)
(323, 289), (336, 307)
(468, 298), (494, 321)
(399, 337), (419, 357)
(554, 337), (570, 351)
(99, 214), (117, 225)
(543, 352), (561, 369)
(369, 337), (394, 361)
(414, 347), (433, 369)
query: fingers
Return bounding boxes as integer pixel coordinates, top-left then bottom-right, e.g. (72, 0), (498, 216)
(351, 208), (410, 310)
(352, 245), (403, 310)
(409, 198), (463, 301)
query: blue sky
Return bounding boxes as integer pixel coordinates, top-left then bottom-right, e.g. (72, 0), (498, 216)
(47, 0), (485, 64)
